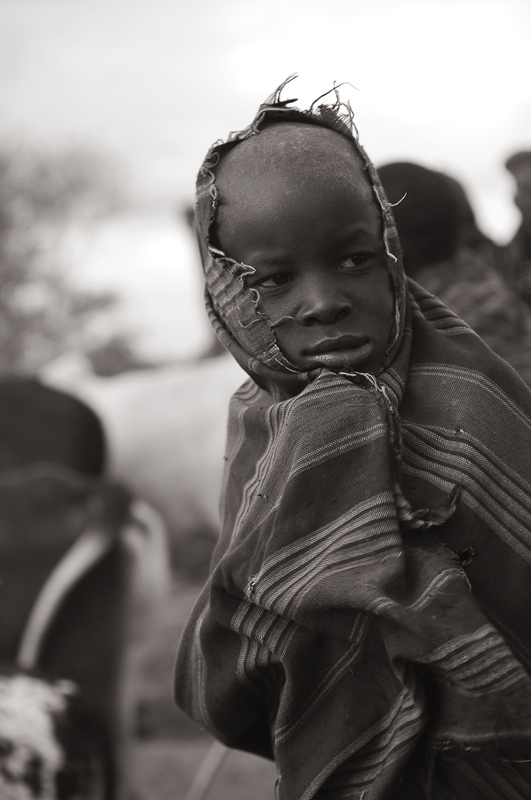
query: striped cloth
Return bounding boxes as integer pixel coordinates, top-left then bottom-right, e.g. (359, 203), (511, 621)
(175, 82), (531, 799)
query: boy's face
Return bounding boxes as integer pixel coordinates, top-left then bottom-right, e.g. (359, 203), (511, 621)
(215, 125), (395, 374)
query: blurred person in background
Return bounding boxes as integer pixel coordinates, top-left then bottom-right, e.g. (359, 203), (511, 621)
(378, 160), (531, 388)
(502, 150), (531, 304)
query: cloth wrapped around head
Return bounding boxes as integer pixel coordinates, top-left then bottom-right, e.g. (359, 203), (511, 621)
(177, 79), (531, 799)
(195, 77), (406, 397)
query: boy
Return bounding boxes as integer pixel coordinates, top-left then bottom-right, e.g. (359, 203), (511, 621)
(176, 80), (531, 799)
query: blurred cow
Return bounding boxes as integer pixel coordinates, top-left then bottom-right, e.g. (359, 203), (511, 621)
(0, 379), (170, 800)
(41, 353), (246, 563)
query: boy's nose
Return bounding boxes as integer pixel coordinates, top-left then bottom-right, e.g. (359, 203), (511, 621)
(299, 276), (352, 325)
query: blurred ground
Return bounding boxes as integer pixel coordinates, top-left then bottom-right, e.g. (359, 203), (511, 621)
(132, 576), (277, 800)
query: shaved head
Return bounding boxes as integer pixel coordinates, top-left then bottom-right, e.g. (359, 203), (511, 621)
(213, 123), (378, 253)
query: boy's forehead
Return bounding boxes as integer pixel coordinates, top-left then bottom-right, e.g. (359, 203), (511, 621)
(215, 122), (373, 204)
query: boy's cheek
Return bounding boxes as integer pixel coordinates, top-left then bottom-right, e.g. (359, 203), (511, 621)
(256, 293), (299, 327)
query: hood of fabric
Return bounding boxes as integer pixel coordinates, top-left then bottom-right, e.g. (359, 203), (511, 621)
(195, 77), (408, 398)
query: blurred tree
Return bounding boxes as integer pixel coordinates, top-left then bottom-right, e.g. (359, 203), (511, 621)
(0, 145), (143, 375)
(87, 334), (155, 377)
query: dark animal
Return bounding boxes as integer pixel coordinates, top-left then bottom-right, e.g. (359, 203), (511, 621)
(0, 379), (168, 799)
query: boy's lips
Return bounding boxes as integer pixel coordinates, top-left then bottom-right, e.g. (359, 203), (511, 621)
(305, 334), (369, 355)
(302, 336), (373, 369)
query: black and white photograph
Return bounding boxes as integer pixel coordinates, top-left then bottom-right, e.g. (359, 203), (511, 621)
(1, 2), (531, 798)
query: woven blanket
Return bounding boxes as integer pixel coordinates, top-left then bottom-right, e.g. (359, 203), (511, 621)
(175, 81), (531, 799)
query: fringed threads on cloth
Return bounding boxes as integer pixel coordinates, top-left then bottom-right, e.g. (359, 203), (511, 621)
(395, 483), (461, 531)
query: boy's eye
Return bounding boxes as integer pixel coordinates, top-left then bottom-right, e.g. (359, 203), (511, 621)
(256, 273), (293, 288)
(338, 254), (373, 269)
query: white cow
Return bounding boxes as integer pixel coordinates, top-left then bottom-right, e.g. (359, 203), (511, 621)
(41, 354), (246, 543)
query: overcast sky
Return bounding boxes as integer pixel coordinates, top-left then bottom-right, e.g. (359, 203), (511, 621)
(1, 0), (531, 238)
